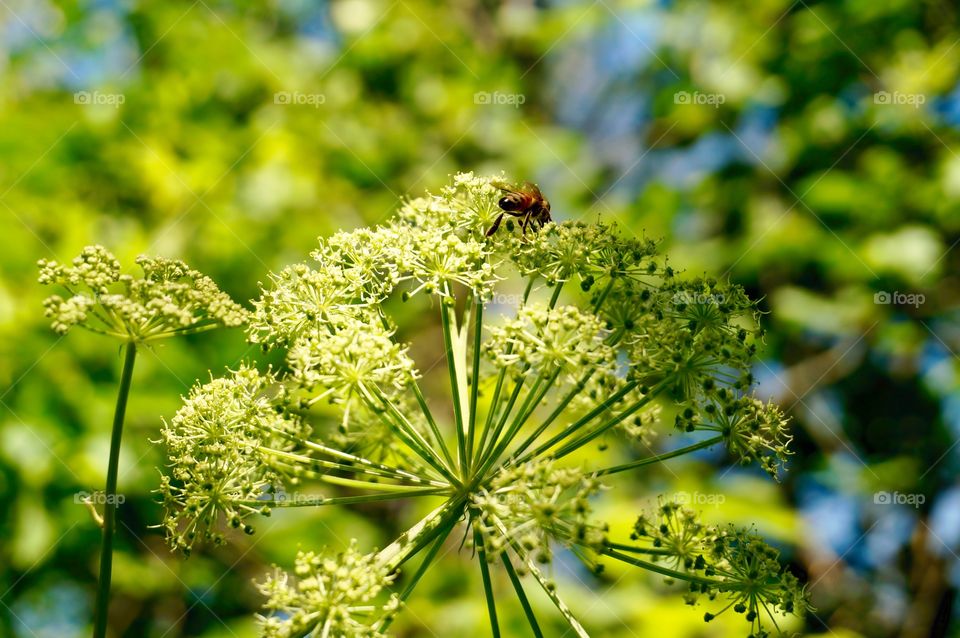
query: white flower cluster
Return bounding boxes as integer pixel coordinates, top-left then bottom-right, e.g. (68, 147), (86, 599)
(38, 245), (246, 340)
(159, 365), (309, 552)
(472, 458), (606, 563)
(484, 304), (615, 383)
(258, 541), (400, 638)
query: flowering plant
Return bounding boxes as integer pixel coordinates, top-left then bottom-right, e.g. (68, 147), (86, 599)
(160, 173), (804, 637)
(38, 246), (247, 638)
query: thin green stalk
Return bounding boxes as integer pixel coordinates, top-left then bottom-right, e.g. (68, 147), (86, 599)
(264, 448), (444, 486)
(440, 292), (468, 476)
(501, 286), (622, 466)
(411, 381), (458, 471)
(237, 487), (448, 508)
(93, 341), (136, 638)
(359, 385), (459, 484)
(474, 373), (527, 476)
(601, 541), (673, 556)
(590, 277), (615, 311)
(467, 297), (483, 470)
(600, 547), (733, 588)
(477, 276), (535, 457)
(475, 527), (501, 638)
(377, 533), (450, 633)
(518, 379), (641, 464)
(595, 436), (724, 476)
(317, 473), (445, 493)
(374, 498), (466, 573)
(501, 553), (544, 638)
(509, 541), (588, 638)
(265, 424), (436, 485)
(548, 280), (564, 307)
(551, 380), (669, 460)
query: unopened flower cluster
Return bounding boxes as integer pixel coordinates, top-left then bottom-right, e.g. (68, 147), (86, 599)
(630, 501), (807, 635)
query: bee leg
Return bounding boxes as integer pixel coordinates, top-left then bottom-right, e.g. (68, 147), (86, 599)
(485, 213), (505, 237)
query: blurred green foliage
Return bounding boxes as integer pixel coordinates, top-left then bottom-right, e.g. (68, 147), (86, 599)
(1, 0), (959, 636)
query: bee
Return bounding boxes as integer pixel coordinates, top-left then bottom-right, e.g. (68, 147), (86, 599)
(485, 181), (552, 237)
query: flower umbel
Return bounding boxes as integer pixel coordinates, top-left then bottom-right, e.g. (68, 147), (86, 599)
(38, 245), (247, 340)
(38, 244), (247, 638)
(160, 173), (803, 637)
(257, 541), (400, 638)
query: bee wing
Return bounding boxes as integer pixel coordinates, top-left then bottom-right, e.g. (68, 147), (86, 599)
(491, 180), (516, 193)
(523, 181), (544, 199)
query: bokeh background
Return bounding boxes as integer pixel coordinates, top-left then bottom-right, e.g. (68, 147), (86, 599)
(1, 0), (959, 636)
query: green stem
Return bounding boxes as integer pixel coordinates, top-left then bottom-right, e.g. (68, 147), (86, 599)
(601, 541), (673, 556)
(501, 553), (544, 638)
(595, 436), (723, 476)
(475, 527), (501, 638)
(467, 297), (483, 470)
(440, 292), (468, 477)
(93, 341), (136, 638)
(477, 276), (536, 457)
(551, 380), (669, 460)
(239, 487), (448, 508)
(266, 425), (436, 485)
(548, 280), (564, 307)
(475, 372), (527, 476)
(377, 533), (450, 633)
(518, 379), (640, 464)
(411, 381), (458, 471)
(512, 543), (588, 638)
(359, 385), (459, 485)
(263, 448), (443, 486)
(600, 547), (732, 588)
